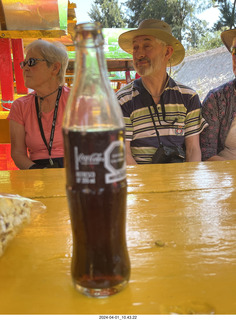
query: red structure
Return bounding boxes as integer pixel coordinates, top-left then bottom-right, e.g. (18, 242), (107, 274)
(0, 38), (28, 112)
(11, 39), (28, 94)
(0, 39), (14, 111)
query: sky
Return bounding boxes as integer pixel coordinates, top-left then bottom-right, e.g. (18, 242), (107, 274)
(75, 0), (93, 23)
(75, 0), (220, 27)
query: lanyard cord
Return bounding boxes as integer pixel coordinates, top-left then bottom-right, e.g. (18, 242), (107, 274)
(153, 95), (177, 125)
(148, 94), (176, 147)
(148, 103), (162, 147)
(35, 87), (62, 162)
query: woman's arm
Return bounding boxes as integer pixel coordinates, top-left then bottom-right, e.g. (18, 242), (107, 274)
(200, 92), (220, 161)
(9, 120), (35, 169)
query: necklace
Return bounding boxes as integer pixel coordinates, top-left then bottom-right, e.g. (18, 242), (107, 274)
(142, 74), (170, 99)
(34, 87), (60, 118)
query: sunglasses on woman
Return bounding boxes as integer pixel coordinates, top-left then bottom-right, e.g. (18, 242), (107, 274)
(20, 58), (46, 69)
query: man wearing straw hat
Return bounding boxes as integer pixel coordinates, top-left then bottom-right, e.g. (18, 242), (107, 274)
(200, 28), (236, 161)
(116, 19), (207, 165)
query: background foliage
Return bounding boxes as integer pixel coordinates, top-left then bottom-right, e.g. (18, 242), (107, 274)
(88, 0), (236, 52)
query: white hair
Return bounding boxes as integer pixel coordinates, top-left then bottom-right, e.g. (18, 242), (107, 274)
(25, 40), (69, 85)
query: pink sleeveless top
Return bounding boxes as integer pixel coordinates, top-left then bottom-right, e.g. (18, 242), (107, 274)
(8, 86), (70, 161)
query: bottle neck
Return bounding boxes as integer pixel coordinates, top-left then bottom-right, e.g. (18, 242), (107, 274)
(63, 23), (125, 131)
(74, 39), (109, 95)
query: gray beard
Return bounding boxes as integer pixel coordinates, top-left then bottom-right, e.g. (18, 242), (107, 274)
(134, 65), (153, 77)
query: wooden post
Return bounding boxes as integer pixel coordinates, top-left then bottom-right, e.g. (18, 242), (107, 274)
(11, 39), (28, 94)
(0, 38), (14, 110)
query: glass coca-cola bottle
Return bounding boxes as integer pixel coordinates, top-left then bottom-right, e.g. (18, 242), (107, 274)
(62, 22), (130, 298)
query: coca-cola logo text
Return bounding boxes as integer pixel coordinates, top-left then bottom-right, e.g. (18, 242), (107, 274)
(74, 147), (103, 170)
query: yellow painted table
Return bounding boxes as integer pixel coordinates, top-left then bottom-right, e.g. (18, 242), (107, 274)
(0, 111), (10, 143)
(0, 161), (236, 315)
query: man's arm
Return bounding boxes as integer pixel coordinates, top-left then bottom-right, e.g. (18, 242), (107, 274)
(185, 134), (201, 162)
(206, 155), (227, 161)
(125, 141), (137, 165)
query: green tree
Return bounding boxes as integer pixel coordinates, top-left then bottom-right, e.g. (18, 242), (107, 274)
(185, 19), (208, 49)
(123, 0), (147, 27)
(166, 0), (194, 42)
(214, 0), (236, 30)
(196, 29), (223, 51)
(124, 0), (212, 46)
(89, 0), (126, 28)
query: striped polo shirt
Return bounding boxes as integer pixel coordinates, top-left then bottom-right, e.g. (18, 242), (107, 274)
(116, 76), (207, 164)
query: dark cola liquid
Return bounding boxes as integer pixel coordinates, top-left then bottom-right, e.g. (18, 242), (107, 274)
(63, 128), (130, 297)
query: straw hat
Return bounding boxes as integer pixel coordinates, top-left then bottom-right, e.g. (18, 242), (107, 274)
(118, 19), (185, 66)
(221, 28), (236, 52)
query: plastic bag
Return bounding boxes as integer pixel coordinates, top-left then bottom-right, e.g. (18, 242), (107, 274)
(0, 193), (46, 257)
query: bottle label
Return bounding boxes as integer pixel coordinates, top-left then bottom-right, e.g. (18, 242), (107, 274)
(74, 141), (126, 184)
